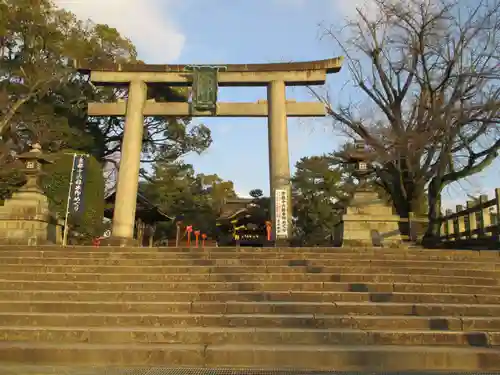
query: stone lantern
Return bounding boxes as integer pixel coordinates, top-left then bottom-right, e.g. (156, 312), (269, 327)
(335, 139), (403, 247)
(347, 140), (372, 185)
(0, 143), (61, 245)
(16, 143), (53, 193)
(336, 139), (373, 189)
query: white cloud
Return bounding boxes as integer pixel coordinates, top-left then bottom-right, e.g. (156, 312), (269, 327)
(53, 0), (185, 63)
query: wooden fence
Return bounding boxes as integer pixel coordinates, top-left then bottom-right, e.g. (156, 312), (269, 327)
(439, 188), (500, 249)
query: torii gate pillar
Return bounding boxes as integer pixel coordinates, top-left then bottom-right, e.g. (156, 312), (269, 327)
(267, 80), (292, 242)
(112, 80), (147, 240)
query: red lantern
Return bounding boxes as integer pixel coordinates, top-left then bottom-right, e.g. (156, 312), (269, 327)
(194, 230), (201, 247)
(92, 237), (101, 248)
(186, 225), (193, 246)
(265, 221), (272, 241)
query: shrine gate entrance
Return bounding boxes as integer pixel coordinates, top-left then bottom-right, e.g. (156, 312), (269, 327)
(77, 57), (343, 245)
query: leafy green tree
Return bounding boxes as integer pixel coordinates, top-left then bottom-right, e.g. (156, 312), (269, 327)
(0, 0), (212, 212)
(0, 0), (216, 248)
(0, 0), (77, 139)
(0, 0), (138, 196)
(291, 155), (349, 245)
(249, 189), (264, 199)
(247, 189), (270, 222)
(140, 162), (236, 240)
(198, 173), (237, 213)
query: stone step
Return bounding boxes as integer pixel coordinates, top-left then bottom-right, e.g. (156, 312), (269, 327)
(0, 263), (498, 278)
(3, 280), (500, 295)
(1, 251), (499, 261)
(1, 262), (499, 275)
(2, 257), (499, 269)
(0, 342), (498, 370)
(1, 326), (498, 347)
(0, 266), (498, 280)
(2, 300), (500, 316)
(2, 255), (500, 266)
(1, 290), (499, 304)
(0, 270), (495, 285)
(4, 312), (500, 331)
(2, 245), (499, 256)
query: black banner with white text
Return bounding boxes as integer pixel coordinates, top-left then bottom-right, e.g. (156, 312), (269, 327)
(68, 154), (89, 217)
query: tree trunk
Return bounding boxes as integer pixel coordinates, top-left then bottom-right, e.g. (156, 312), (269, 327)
(392, 195), (411, 238)
(378, 168), (425, 240)
(424, 178), (443, 246)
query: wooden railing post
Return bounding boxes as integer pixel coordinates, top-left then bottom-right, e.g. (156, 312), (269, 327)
(495, 188), (500, 242)
(445, 209), (454, 241)
(440, 219), (446, 240)
(456, 205), (466, 240)
(495, 189), (500, 223)
(466, 200), (478, 239)
(478, 195), (490, 238)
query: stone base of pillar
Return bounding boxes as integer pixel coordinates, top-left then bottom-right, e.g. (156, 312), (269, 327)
(0, 190), (62, 245)
(340, 189), (403, 248)
(100, 236), (140, 248)
(262, 239), (275, 248)
(274, 239), (289, 248)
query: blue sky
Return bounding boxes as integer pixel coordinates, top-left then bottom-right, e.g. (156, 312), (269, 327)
(56, 0), (500, 208)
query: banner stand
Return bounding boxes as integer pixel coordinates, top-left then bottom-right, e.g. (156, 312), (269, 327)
(62, 154), (77, 247)
(62, 153), (88, 247)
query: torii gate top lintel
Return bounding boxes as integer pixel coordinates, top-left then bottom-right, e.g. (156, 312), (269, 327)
(75, 56), (344, 87)
(76, 56), (343, 74)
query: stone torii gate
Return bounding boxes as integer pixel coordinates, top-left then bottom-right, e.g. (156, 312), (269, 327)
(76, 57), (343, 245)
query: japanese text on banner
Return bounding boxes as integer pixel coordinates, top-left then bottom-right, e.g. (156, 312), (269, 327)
(69, 155), (88, 217)
(275, 189), (288, 238)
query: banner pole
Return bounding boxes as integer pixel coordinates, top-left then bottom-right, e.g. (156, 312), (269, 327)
(62, 153), (77, 247)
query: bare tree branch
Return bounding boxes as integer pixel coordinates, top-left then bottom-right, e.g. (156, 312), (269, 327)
(314, 0), (500, 231)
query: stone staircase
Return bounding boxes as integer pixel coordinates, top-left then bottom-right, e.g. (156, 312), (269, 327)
(0, 246), (499, 373)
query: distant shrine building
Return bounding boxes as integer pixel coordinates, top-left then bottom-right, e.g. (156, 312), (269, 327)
(104, 191), (172, 247)
(216, 198), (270, 246)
